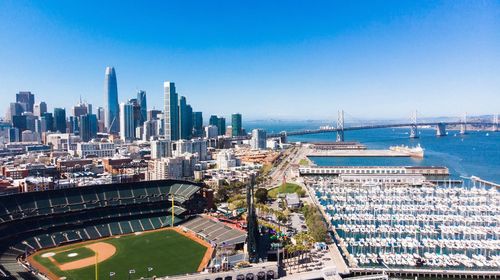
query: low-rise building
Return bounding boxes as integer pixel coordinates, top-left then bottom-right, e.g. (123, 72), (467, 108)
(76, 140), (115, 158)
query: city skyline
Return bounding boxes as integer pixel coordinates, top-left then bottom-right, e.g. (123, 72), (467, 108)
(0, 1), (499, 120)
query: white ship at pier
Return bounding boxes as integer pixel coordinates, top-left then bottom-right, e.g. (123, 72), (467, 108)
(389, 144), (424, 158)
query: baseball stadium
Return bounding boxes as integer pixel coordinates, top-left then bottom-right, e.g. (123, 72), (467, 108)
(0, 180), (248, 280)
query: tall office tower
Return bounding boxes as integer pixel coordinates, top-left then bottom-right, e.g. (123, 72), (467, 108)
(137, 90), (147, 126)
(80, 114), (98, 142)
(53, 108), (67, 133)
(119, 102), (135, 141)
(127, 98), (142, 130)
(147, 109), (162, 121)
(178, 96), (191, 140)
(150, 139), (172, 159)
(97, 107), (105, 122)
(24, 113), (36, 132)
(16, 91), (35, 113)
(68, 116), (79, 134)
(209, 115), (218, 126)
(12, 115), (27, 139)
(193, 112), (203, 137)
(163, 81), (179, 141)
(8, 102), (23, 122)
(231, 113), (242, 137)
(72, 102), (88, 117)
(251, 129), (267, 150)
(186, 105), (193, 138)
(217, 117), (226, 136)
(8, 127), (19, 143)
(104, 66), (119, 134)
(40, 113), (54, 133)
(33, 101), (47, 117)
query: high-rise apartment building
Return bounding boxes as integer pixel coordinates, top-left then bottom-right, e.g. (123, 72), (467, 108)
(163, 81), (179, 141)
(119, 102), (135, 141)
(251, 129), (267, 150)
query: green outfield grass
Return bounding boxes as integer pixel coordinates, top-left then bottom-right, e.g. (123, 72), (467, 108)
(52, 247), (95, 264)
(33, 230), (208, 280)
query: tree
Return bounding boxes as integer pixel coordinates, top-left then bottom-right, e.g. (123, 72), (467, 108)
(215, 185), (230, 203)
(255, 188), (269, 204)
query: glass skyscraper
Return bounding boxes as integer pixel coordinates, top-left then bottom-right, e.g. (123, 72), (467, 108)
(104, 66), (119, 134)
(193, 112), (203, 137)
(80, 114), (98, 142)
(179, 96), (190, 140)
(53, 108), (66, 133)
(119, 102), (135, 141)
(163, 81), (179, 141)
(231, 113), (242, 137)
(16, 91), (34, 113)
(137, 90), (147, 126)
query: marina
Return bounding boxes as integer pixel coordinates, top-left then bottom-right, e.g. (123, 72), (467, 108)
(304, 177), (500, 272)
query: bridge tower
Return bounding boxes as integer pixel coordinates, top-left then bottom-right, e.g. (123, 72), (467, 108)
(336, 110), (344, 142)
(409, 110), (418, 138)
(460, 112), (467, 135)
(493, 114), (498, 132)
(436, 122), (446, 137)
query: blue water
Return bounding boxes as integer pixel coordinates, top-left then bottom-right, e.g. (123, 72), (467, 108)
(245, 121), (500, 183)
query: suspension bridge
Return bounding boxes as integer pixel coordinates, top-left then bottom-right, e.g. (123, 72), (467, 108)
(265, 111), (499, 141)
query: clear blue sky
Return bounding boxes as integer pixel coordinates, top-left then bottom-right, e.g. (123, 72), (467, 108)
(0, 0), (499, 121)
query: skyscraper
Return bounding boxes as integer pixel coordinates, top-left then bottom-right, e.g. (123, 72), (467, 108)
(104, 66), (119, 134)
(179, 96), (191, 140)
(72, 102), (88, 117)
(53, 108), (67, 133)
(119, 102), (135, 141)
(251, 129), (267, 150)
(193, 112), (203, 137)
(80, 114), (98, 142)
(209, 115), (218, 127)
(186, 105), (193, 138)
(16, 91), (35, 113)
(137, 90), (147, 126)
(33, 102), (47, 117)
(231, 113), (242, 137)
(8, 102), (23, 122)
(40, 113), (53, 133)
(128, 98), (142, 130)
(163, 81), (179, 141)
(217, 117), (226, 136)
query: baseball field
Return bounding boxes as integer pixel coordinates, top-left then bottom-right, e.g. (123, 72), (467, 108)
(29, 228), (212, 280)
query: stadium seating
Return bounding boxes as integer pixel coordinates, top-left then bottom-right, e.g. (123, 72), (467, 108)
(182, 216), (247, 246)
(0, 179), (206, 279)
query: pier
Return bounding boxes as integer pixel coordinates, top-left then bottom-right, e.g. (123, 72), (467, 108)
(350, 267), (500, 279)
(307, 149), (411, 157)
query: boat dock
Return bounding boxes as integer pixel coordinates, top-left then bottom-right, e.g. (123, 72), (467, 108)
(350, 267), (500, 279)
